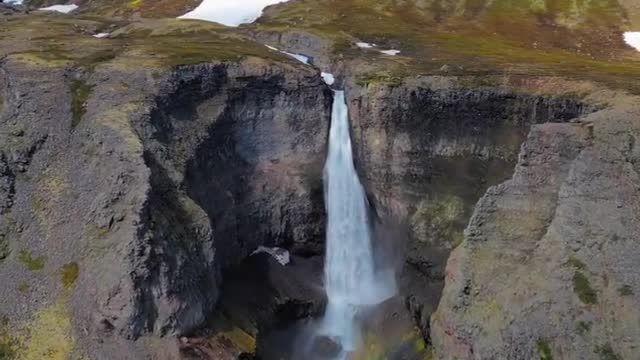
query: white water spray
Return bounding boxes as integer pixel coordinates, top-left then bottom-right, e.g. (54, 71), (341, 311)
(319, 87), (396, 357)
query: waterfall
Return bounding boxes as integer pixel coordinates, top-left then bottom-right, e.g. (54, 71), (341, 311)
(231, 42), (397, 357)
(319, 87), (396, 357)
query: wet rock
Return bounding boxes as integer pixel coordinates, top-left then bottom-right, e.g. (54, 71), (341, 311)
(310, 336), (342, 358)
(0, 153), (15, 214)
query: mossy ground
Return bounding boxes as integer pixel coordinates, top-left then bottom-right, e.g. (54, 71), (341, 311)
(255, 0), (640, 93)
(194, 312), (257, 356)
(567, 256), (587, 270)
(218, 327), (256, 354)
(576, 321), (592, 336)
(18, 301), (75, 360)
(411, 194), (466, 248)
(0, 15), (289, 72)
(17, 250), (45, 272)
(0, 315), (17, 360)
(537, 339), (553, 360)
(6, 1), (640, 92)
(573, 271), (598, 304)
(356, 71), (404, 87)
(0, 300), (75, 360)
(17, 282), (30, 294)
(595, 343), (623, 360)
(60, 262), (79, 289)
(26, 0), (197, 18)
(617, 284), (633, 296)
(352, 326), (432, 360)
(70, 80), (94, 129)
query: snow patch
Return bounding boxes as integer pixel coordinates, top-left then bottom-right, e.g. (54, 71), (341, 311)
(321, 72), (335, 85)
(251, 246), (290, 266)
(283, 51), (310, 64)
(4, 0), (23, 5)
(93, 33), (110, 38)
(355, 42), (400, 56)
(265, 44), (310, 65)
(39, 4), (78, 13)
(265, 45), (333, 85)
(179, 0), (289, 27)
(624, 32), (640, 52)
(379, 49), (400, 56)
(356, 42), (376, 48)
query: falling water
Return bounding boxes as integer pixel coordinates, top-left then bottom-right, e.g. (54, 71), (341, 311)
(319, 87), (396, 358)
(233, 42), (397, 357)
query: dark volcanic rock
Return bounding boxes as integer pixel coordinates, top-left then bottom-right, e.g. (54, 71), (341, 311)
(431, 93), (640, 359)
(310, 335), (342, 358)
(0, 54), (330, 358)
(344, 76), (593, 337)
(89, 59), (330, 340)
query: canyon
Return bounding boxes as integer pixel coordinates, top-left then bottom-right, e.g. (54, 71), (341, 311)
(1, 0), (640, 359)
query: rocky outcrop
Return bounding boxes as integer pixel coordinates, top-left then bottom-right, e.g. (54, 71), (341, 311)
(252, 30), (336, 74)
(0, 54), (330, 358)
(344, 76), (592, 337)
(431, 94), (640, 359)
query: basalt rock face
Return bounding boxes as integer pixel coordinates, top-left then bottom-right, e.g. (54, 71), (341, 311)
(431, 96), (640, 359)
(344, 77), (592, 336)
(0, 55), (330, 358)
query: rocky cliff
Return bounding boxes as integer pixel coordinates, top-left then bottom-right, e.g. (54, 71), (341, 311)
(0, 15), (331, 358)
(344, 76), (592, 337)
(2, 0), (640, 359)
(431, 90), (640, 359)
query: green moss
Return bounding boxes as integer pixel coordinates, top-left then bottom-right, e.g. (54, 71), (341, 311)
(17, 282), (30, 294)
(19, 300), (75, 360)
(60, 262), (79, 289)
(0, 314), (16, 360)
(30, 196), (46, 214)
(573, 271), (597, 304)
(253, 0), (640, 93)
(218, 327), (256, 354)
(595, 344), (622, 360)
(0, 235), (9, 264)
(576, 321), (592, 336)
(70, 80), (94, 129)
(356, 72), (403, 87)
(537, 339), (553, 360)
(17, 250), (45, 271)
(411, 195), (466, 247)
(415, 337), (426, 352)
(617, 284), (633, 296)
(77, 49), (118, 69)
(567, 256), (586, 270)
(0, 341), (15, 360)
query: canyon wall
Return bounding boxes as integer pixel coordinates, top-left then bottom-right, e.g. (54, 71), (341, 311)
(0, 55), (330, 358)
(345, 77), (592, 336)
(431, 95), (640, 359)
